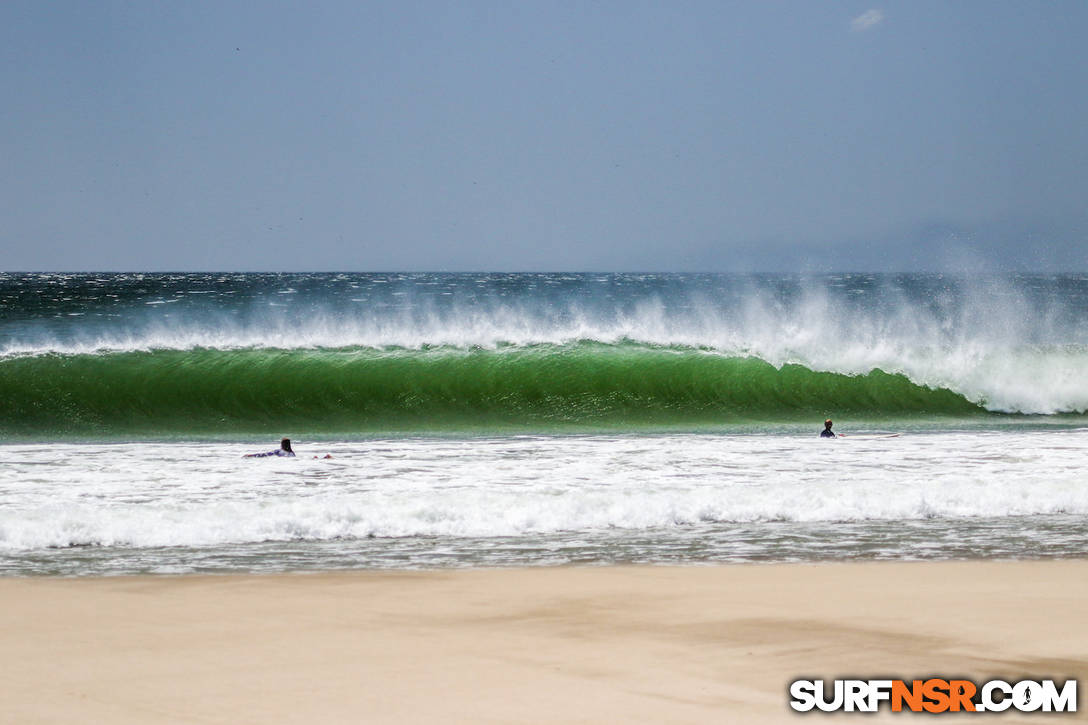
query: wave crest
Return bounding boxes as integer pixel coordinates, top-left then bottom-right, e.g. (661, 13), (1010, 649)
(0, 343), (1002, 435)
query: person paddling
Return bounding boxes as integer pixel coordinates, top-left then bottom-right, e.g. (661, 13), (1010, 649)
(244, 438), (296, 458)
(820, 419), (839, 438)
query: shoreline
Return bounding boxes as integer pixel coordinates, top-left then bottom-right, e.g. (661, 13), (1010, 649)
(4, 560), (1086, 723)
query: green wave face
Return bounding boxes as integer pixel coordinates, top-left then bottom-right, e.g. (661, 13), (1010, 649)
(0, 343), (989, 436)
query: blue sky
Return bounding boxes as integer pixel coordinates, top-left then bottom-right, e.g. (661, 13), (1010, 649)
(2, 1), (1086, 271)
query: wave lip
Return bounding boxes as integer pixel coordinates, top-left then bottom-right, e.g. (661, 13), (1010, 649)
(4, 273), (1088, 429)
(0, 342), (1003, 435)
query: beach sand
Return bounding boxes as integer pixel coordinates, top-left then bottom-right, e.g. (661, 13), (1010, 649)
(3, 560), (1085, 723)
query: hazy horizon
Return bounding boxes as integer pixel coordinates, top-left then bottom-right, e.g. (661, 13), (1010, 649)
(3, 1), (1087, 272)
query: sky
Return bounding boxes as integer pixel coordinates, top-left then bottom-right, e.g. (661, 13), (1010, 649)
(2, 1), (1087, 272)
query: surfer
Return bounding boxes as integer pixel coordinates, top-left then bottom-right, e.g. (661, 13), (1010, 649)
(820, 419), (838, 438)
(244, 438), (296, 458)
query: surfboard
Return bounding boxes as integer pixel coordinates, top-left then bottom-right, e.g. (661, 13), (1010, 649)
(836, 433), (901, 439)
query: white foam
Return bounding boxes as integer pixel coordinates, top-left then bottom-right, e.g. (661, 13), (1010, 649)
(1, 432), (1086, 551)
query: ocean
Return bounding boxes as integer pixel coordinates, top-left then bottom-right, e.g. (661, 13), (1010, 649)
(2, 272), (1086, 575)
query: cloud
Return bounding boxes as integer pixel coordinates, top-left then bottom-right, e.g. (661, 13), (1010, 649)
(850, 9), (884, 32)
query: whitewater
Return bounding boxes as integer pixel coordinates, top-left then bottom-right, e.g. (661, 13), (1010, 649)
(1, 273), (1086, 574)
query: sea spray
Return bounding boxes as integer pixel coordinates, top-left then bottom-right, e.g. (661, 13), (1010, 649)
(2, 273), (1087, 435)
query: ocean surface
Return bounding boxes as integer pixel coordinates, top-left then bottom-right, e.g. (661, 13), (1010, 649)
(1, 272), (1086, 575)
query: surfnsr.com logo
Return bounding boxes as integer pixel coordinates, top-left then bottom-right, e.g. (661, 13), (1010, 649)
(789, 678), (1077, 713)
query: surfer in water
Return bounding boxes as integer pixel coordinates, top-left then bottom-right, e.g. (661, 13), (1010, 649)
(244, 438), (296, 458)
(820, 419), (838, 438)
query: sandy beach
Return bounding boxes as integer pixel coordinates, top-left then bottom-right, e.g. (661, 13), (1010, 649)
(2, 560), (1085, 723)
